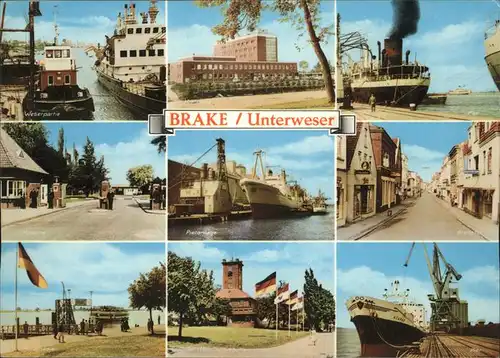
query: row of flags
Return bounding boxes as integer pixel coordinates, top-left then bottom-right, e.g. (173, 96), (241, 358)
(254, 271), (304, 310)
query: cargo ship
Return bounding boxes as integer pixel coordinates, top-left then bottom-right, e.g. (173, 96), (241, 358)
(240, 150), (302, 219)
(85, 0), (166, 119)
(485, 19), (500, 91)
(344, 38), (430, 107)
(347, 280), (427, 357)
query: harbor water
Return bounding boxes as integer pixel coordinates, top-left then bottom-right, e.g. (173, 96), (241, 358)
(0, 310), (165, 327)
(420, 92), (500, 118)
(168, 210), (335, 240)
(336, 328), (361, 358)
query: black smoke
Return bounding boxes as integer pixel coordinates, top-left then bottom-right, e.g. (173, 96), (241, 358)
(388, 0), (421, 39)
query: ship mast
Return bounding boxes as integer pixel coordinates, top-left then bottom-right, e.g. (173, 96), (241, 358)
(53, 4), (59, 45)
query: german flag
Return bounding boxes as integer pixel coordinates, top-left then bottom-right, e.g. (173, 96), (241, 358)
(18, 243), (48, 289)
(286, 290), (298, 305)
(255, 272), (276, 297)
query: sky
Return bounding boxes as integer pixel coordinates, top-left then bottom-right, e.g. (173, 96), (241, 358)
(339, 0), (500, 92)
(44, 122), (166, 184)
(371, 121), (471, 182)
(337, 242), (500, 328)
(168, 130), (335, 200)
(0, 242), (165, 310)
(2, 0), (165, 44)
(168, 242), (335, 297)
(168, 0), (335, 67)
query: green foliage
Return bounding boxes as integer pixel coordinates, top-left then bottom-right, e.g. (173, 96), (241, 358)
(151, 136), (166, 154)
(211, 298), (232, 325)
(69, 137), (108, 195)
(127, 165), (155, 188)
(299, 60), (309, 71)
(57, 128), (65, 156)
(303, 268), (335, 331)
(128, 263), (166, 335)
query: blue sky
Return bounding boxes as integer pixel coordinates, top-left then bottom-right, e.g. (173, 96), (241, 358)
(3, 0), (165, 43)
(43, 122), (165, 184)
(0, 242), (165, 310)
(371, 121), (471, 182)
(168, 130), (335, 200)
(339, 0), (500, 92)
(168, 0), (335, 67)
(337, 242), (500, 328)
(168, 242), (335, 297)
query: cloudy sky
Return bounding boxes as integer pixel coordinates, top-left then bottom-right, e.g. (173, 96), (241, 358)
(370, 121), (471, 182)
(168, 130), (335, 200)
(339, 0), (499, 92)
(168, 0), (334, 67)
(168, 242), (335, 297)
(44, 122), (166, 184)
(2, 0), (165, 44)
(337, 242), (500, 328)
(0, 242), (165, 310)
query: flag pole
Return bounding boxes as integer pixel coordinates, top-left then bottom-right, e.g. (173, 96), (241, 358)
(15, 243), (19, 351)
(296, 308), (298, 335)
(275, 287), (278, 340)
(288, 302), (290, 337)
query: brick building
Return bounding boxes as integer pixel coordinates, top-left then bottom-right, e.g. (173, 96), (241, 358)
(369, 125), (402, 212)
(215, 259), (256, 327)
(169, 32), (298, 84)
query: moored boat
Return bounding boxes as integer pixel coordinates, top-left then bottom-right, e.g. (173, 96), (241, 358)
(485, 19), (500, 91)
(312, 190), (328, 214)
(448, 86), (472, 95)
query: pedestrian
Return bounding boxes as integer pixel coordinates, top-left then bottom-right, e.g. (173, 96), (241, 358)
(23, 321), (29, 337)
(53, 322), (58, 339)
(58, 323), (65, 343)
(80, 319), (85, 335)
(157, 315), (160, 325)
(107, 189), (114, 210)
(84, 320), (89, 335)
(310, 327), (317, 346)
(48, 188), (54, 209)
(369, 93), (376, 112)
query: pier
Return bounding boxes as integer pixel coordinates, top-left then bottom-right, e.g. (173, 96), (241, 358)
(343, 103), (498, 121)
(168, 210), (252, 227)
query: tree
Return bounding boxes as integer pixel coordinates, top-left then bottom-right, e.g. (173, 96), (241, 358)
(212, 298), (232, 326)
(127, 165), (154, 188)
(168, 252), (215, 339)
(57, 128), (65, 156)
(72, 143), (79, 165)
(255, 293), (276, 328)
(128, 263), (166, 335)
(299, 60), (309, 72)
(70, 137), (109, 195)
(303, 268), (335, 331)
(151, 136), (166, 153)
(2, 123), (48, 155)
(196, 0), (334, 103)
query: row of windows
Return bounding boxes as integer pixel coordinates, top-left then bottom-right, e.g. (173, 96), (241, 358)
(48, 74), (71, 85)
(194, 72), (291, 80)
(46, 49), (71, 59)
(191, 63), (293, 71)
(127, 26), (166, 35)
(120, 49), (164, 58)
(468, 147), (493, 175)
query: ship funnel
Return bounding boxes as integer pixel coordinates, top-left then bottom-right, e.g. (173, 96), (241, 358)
(140, 12), (148, 24)
(377, 41), (381, 66)
(149, 0), (159, 24)
(384, 38), (403, 67)
(405, 50), (411, 65)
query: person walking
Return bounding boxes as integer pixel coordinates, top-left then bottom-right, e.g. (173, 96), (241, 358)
(48, 188), (54, 209)
(157, 315), (160, 326)
(58, 324), (65, 343)
(80, 319), (85, 335)
(23, 321), (29, 337)
(369, 93), (376, 112)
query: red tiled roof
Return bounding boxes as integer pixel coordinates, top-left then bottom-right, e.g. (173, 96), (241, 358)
(216, 288), (251, 299)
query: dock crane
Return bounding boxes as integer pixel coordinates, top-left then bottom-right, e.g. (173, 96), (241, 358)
(404, 243), (468, 333)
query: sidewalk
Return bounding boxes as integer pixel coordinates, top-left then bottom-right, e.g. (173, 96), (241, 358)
(1, 200), (97, 227)
(134, 198), (166, 215)
(431, 195), (498, 241)
(337, 198), (418, 240)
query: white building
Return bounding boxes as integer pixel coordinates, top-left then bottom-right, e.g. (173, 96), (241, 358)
(336, 135), (347, 227)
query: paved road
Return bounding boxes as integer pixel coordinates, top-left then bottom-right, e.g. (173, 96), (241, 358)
(1, 197), (165, 241)
(168, 332), (334, 358)
(358, 192), (485, 241)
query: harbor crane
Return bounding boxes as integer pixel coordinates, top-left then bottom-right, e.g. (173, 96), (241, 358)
(404, 243), (467, 333)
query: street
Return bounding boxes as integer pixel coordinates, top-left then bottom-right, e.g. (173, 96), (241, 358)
(1, 197), (165, 241)
(339, 192), (490, 241)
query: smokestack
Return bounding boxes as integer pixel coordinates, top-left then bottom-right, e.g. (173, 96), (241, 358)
(377, 41), (381, 67)
(381, 49), (387, 67)
(405, 50), (411, 65)
(384, 38), (403, 66)
(388, 0), (420, 39)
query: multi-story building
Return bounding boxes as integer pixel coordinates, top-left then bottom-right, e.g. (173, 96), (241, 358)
(370, 125), (401, 212)
(407, 171), (420, 197)
(438, 156), (450, 200)
(169, 31), (298, 84)
(401, 153), (409, 197)
(336, 135), (347, 227)
(461, 122), (500, 224)
(393, 138), (403, 203)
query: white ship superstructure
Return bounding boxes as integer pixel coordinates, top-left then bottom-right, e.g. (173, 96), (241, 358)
(485, 19), (500, 91)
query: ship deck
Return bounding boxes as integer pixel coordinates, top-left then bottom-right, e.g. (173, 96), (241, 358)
(400, 334), (500, 358)
(342, 103), (498, 121)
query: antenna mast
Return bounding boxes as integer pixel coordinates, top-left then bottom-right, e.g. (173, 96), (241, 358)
(53, 4), (59, 45)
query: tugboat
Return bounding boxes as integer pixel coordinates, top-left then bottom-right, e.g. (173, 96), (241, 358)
(344, 38), (430, 107)
(85, 0), (166, 119)
(347, 280), (427, 357)
(23, 8), (94, 120)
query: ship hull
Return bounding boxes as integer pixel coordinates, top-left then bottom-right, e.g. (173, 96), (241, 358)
(312, 206), (328, 214)
(240, 178), (300, 219)
(485, 50), (500, 91)
(96, 69), (166, 119)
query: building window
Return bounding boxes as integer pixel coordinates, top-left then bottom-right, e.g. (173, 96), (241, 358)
(148, 49), (155, 56)
(483, 151), (486, 175)
(64, 75), (70, 84)
(120, 50), (127, 57)
(474, 155), (479, 170)
(136, 28), (142, 34)
(127, 28), (133, 34)
(208, 64), (213, 70)
(6, 180), (26, 198)
(48, 76), (54, 86)
(145, 27), (151, 34)
(130, 50), (137, 57)
(488, 147), (492, 174)
(383, 153), (390, 168)
(139, 50), (146, 57)
(162, 27), (166, 33)
(153, 27), (159, 33)
(158, 49), (164, 56)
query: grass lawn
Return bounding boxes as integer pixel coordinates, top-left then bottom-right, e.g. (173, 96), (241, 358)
(168, 326), (308, 349)
(3, 334), (165, 357)
(253, 97), (333, 109)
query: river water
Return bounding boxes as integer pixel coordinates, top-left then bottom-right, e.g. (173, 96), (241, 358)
(420, 92), (500, 118)
(337, 328), (361, 358)
(168, 209), (335, 240)
(0, 310), (164, 327)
